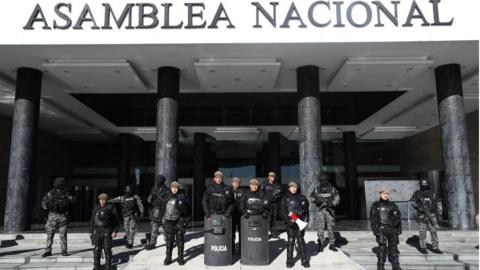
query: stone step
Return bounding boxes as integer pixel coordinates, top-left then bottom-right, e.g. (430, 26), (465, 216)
(0, 256), (135, 264)
(361, 260), (466, 270)
(348, 253), (456, 262)
(14, 262), (125, 270)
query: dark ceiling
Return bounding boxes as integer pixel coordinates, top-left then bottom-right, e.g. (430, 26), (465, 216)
(72, 91), (405, 126)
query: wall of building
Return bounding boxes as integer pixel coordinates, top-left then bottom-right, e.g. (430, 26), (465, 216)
(0, 115), (75, 225)
(386, 110), (479, 213)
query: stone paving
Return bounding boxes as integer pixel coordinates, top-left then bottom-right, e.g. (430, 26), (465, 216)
(0, 222), (478, 270)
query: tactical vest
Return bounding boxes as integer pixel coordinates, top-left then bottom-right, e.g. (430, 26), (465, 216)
(164, 198), (181, 221)
(94, 206), (115, 228)
(48, 190), (71, 213)
(245, 195), (264, 215)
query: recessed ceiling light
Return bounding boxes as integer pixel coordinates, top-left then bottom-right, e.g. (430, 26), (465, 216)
(212, 85), (217, 89)
(129, 86), (135, 89)
(341, 82), (348, 88)
(234, 78), (242, 82)
(354, 68), (362, 72)
(406, 67), (413, 71)
(259, 69), (266, 73)
(385, 83), (393, 87)
(181, 69), (187, 72)
(462, 66), (467, 69)
(257, 86), (263, 89)
(63, 71), (69, 74)
(319, 67), (327, 71)
(209, 69), (215, 73)
(114, 70), (121, 73)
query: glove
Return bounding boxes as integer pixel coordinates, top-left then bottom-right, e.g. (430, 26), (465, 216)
(262, 212), (269, 219)
(244, 214), (249, 219)
(89, 233), (94, 246)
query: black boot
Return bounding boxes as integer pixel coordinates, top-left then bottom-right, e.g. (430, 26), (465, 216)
(318, 239), (324, 252)
(390, 255), (403, 270)
(329, 244), (338, 252)
(301, 258), (310, 268)
(145, 242), (155, 250)
(431, 248), (443, 254)
(286, 246), (294, 268)
(42, 251), (52, 257)
(418, 247), (428, 254)
(377, 263), (385, 270)
(61, 250), (68, 256)
(177, 239), (185, 265)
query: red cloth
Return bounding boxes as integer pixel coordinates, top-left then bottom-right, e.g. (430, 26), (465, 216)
(289, 212), (298, 221)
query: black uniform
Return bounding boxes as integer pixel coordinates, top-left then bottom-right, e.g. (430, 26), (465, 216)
(280, 191), (310, 268)
(163, 191), (190, 265)
(202, 182), (234, 216)
(231, 187), (245, 252)
(89, 204), (119, 270)
(261, 181), (284, 236)
(370, 199), (402, 270)
(146, 175), (170, 249)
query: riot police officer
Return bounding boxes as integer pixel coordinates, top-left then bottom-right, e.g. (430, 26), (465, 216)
(110, 185), (144, 248)
(202, 171), (234, 218)
(310, 174), (340, 252)
(261, 172), (283, 238)
(280, 181), (310, 268)
(145, 175), (169, 250)
(230, 177), (245, 254)
(163, 181), (190, 265)
(41, 177), (76, 257)
(370, 187), (403, 270)
(410, 178), (442, 254)
(240, 179), (269, 219)
(89, 193), (119, 270)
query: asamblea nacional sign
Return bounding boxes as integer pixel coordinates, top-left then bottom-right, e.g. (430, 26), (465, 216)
(0, 0), (478, 44)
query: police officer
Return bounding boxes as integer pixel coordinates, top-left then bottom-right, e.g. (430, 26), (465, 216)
(145, 175), (170, 250)
(89, 193), (119, 270)
(261, 172), (283, 238)
(41, 177), (76, 257)
(163, 181), (190, 265)
(280, 181), (310, 268)
(240, 179), (269, 219)
(230, 177), (245, 254)
(110, 185), (144, 248)
(370, 187), (403, 270)
(202, 171), (234, 218)
(310, 174), (340, 252)
(410, 178), (442, 254)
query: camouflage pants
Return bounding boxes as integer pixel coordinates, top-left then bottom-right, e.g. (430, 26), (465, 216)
(317, 209), (335, 245)
(45, 212), (68, 253)
(149, 221), (164, 246)
(419, 216), (439, 249)
(123, 216), (137, 245)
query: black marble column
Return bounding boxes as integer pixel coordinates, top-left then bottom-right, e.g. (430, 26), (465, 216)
(155, 67), (180, 184)
(118, 133), (132, 193)
(297, 65), (322, 230)
(4, 67), (42, 232)
(343, 131), (359, 219)
(434, 64), (476, 229)
(267, 132), (282, 181)
(193, 132), (207, 221)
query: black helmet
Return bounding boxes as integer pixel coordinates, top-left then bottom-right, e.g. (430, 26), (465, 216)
(53, 177), (66, 188)
(319, 174), (329, 182)
(419, 178), (429, 190)
(124, 185), (133, 195)
(155, 175), (166, 187)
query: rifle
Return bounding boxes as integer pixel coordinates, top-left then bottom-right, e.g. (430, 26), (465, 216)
(416, 194), (434, 225)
